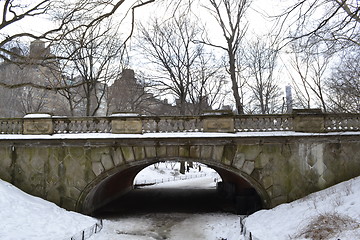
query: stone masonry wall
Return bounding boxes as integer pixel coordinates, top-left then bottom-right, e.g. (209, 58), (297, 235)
(0, 135), (359, 212)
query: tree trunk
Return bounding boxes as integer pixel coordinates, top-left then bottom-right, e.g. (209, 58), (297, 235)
(229, 49), (244, 114)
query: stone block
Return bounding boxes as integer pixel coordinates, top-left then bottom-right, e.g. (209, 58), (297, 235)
(111, 118), (142, 134)
(113, 148), (125, 165)
(133, 146), (145, 160)
(221, 145), (236, 165)
(271, 196), (288, 207)
(121, 146), (135, 162)
(271, 184), (283, 198)
(190, 146), (200, 159)
(100, 154), (114, 171)
(255, 154), (268, 168)
(236, 145), (261, 161)
(167, 146), (178, 157)
(322, 168), (335, 185)
(23, 118), (53, 135)
(242, 161), (255, 175)
(203, 117), (234, 133)
(156, 146), (167, 158)
(46, 188), (61, 205)
(293, 109), (325, 133)
(145, 146), (157, 158)
(0, 147), (12, 169)
(179, 146), (190, 158)
(92, 162), (104, 176)
(212, 145), (224, 161)
(262, 176), (273, 189)
(232, 152), (245, 170)
(200, 146), (213, 159)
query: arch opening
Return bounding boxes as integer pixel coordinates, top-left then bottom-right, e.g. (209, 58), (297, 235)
(79, 158), (266, 216)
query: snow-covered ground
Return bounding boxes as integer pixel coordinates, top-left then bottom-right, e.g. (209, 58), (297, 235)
(0, 179), (98, 240)
(87, 212), (241, 240)
(0, 162), (359, 240)
(243, 176), (360, 240)
(134, 161), (220, 185)
(89, 174), (241, 240)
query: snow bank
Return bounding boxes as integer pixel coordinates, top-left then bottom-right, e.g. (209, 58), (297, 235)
(243, 176), (360, 240)
(0, 179), (98, 240)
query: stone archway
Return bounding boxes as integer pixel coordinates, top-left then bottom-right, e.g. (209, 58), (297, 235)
(77, 155), (270, 215)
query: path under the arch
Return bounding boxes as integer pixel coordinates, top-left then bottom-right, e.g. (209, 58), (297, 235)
(95, 176), (235, 216)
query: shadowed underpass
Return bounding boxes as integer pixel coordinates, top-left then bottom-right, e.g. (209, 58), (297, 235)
(95, 187), (231, 217)
(93, 176), (262, 218)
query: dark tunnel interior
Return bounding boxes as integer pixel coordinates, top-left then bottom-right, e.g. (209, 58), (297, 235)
(82, 161), (264, 217)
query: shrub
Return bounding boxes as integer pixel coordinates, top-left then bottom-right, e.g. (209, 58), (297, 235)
(294, 212), (359, 240)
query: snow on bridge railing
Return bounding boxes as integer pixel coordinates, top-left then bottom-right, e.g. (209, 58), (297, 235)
(0, 111), (360, 135)
(134, 173), (207, 186)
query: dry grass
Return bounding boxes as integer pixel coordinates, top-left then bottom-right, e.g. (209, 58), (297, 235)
(294, 212), (359, 240)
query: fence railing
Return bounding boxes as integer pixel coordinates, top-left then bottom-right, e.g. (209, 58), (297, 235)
(240, 216), (259, 240)
(134, 173), (207, 186)
(66, 219), (103, 240)
(1, 112), (360, 135)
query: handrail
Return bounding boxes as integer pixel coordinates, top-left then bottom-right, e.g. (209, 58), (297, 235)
(0, 113), (360, 135)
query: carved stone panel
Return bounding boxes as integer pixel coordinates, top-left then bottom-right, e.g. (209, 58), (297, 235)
(23, 119), (53, 135)
(112, 119), (142, 134)
(203, 118), (234, 133)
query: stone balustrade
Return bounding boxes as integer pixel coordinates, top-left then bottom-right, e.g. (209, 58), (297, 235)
(0, 110), (359, 135)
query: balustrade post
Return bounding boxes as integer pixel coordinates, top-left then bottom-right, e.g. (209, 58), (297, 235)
(23, 113), (54, 135)
(202, 110), (235, 133)
(110, 113), (143, 134)
(293, 109), (326, 133)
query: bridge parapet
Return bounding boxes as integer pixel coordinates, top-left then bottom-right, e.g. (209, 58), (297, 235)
(0, 111), (359, 135)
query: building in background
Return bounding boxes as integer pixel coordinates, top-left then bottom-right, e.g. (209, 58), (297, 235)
(0, 42), (213, 117)
(0, 40), (68, 117)
(107, 69), (176, 115)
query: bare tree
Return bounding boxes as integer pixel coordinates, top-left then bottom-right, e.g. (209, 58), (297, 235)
(201, 0), (251, 114)
(327, 48), (360, 113)
(0, 0), (156, 90)
(54, 18), (125, 116)
(138, 15), (216, 115)
(276, 0), (359, 51)
(287, 40), (331, 112)
(245, 37), (282, 114)
(186, 51), (227, 114)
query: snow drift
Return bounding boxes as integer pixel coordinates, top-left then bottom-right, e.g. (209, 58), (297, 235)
(0, 179), (98, 240)
(243, 176), (360, 240)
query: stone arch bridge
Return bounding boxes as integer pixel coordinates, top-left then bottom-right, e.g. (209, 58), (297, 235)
(0, 110), (359, 215)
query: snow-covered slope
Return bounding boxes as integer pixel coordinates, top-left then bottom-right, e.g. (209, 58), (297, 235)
(243, 176), (360, 240)
(0, 179), (97, 240)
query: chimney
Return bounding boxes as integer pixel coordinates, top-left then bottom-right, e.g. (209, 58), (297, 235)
(121, 69), (135, 81)
(29, 40), (49, 58)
